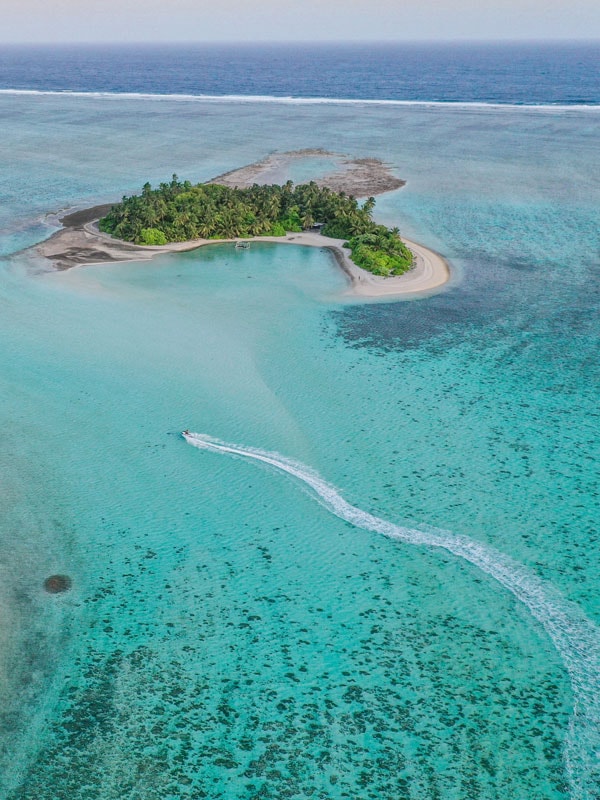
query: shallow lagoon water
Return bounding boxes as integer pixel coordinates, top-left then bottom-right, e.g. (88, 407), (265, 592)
(0, 95), (599, 799)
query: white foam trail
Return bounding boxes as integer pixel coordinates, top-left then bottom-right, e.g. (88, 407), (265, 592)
(0, 89), (598, 112)
(184, 432), (600, 799)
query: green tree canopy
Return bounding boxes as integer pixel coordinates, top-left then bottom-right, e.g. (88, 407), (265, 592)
(99, 178), (413, 276)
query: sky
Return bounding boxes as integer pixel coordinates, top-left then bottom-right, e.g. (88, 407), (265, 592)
(1, 0), (599, 43)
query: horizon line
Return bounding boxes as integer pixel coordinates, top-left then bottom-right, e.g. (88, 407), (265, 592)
(1, 38), (599, 46)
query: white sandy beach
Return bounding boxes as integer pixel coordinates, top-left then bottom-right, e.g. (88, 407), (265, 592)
(37, 220), (450, 301)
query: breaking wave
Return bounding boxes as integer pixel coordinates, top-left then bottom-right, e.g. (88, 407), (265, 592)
(0, 89), (598, 112)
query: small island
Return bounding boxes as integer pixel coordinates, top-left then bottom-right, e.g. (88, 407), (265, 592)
(34, 151), (451, 299)
(99, 176), (414, 277)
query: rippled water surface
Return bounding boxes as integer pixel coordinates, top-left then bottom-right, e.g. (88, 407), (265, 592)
(0, 94), (599, 799)
(1, 43), (599, 104)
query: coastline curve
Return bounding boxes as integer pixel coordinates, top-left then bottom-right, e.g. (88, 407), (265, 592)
(34, 214), (451, 301)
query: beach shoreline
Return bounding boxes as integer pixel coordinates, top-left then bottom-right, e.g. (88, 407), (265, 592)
(35, 216), (450, 300)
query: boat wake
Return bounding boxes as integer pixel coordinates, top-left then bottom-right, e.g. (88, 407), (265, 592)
(184, 431), (600, 799)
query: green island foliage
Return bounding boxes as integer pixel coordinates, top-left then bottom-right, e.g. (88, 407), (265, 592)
(99, 176), (413, 276)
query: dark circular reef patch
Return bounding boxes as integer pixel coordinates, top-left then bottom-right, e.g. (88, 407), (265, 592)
(43, 575), (72, 594)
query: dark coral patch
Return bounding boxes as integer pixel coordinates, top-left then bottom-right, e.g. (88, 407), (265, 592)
(44, 575), (72, 594)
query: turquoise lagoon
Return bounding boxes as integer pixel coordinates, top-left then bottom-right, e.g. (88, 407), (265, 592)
(0, 95), (599, 799)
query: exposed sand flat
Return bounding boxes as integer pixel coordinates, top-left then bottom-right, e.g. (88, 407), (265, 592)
(209, 150), (405, 196)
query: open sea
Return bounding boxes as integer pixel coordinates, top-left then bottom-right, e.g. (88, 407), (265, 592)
(0, 43), (599, 800)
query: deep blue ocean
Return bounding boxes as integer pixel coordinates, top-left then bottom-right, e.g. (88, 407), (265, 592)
(0, 42), (599, 800)
(0, 42), (598, 104)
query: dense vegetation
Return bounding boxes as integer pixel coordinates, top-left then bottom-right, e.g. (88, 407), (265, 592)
(99, 176), (413, 276)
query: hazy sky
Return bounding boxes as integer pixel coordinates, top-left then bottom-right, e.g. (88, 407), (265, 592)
(1, 0), (599, 43)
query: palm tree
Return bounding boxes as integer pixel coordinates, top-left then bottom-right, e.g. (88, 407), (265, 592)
(362, 196), (376, 215)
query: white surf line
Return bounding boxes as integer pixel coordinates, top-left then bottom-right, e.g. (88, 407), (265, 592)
(184, 432), (600, 799)
(1, 90), (599, 112)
